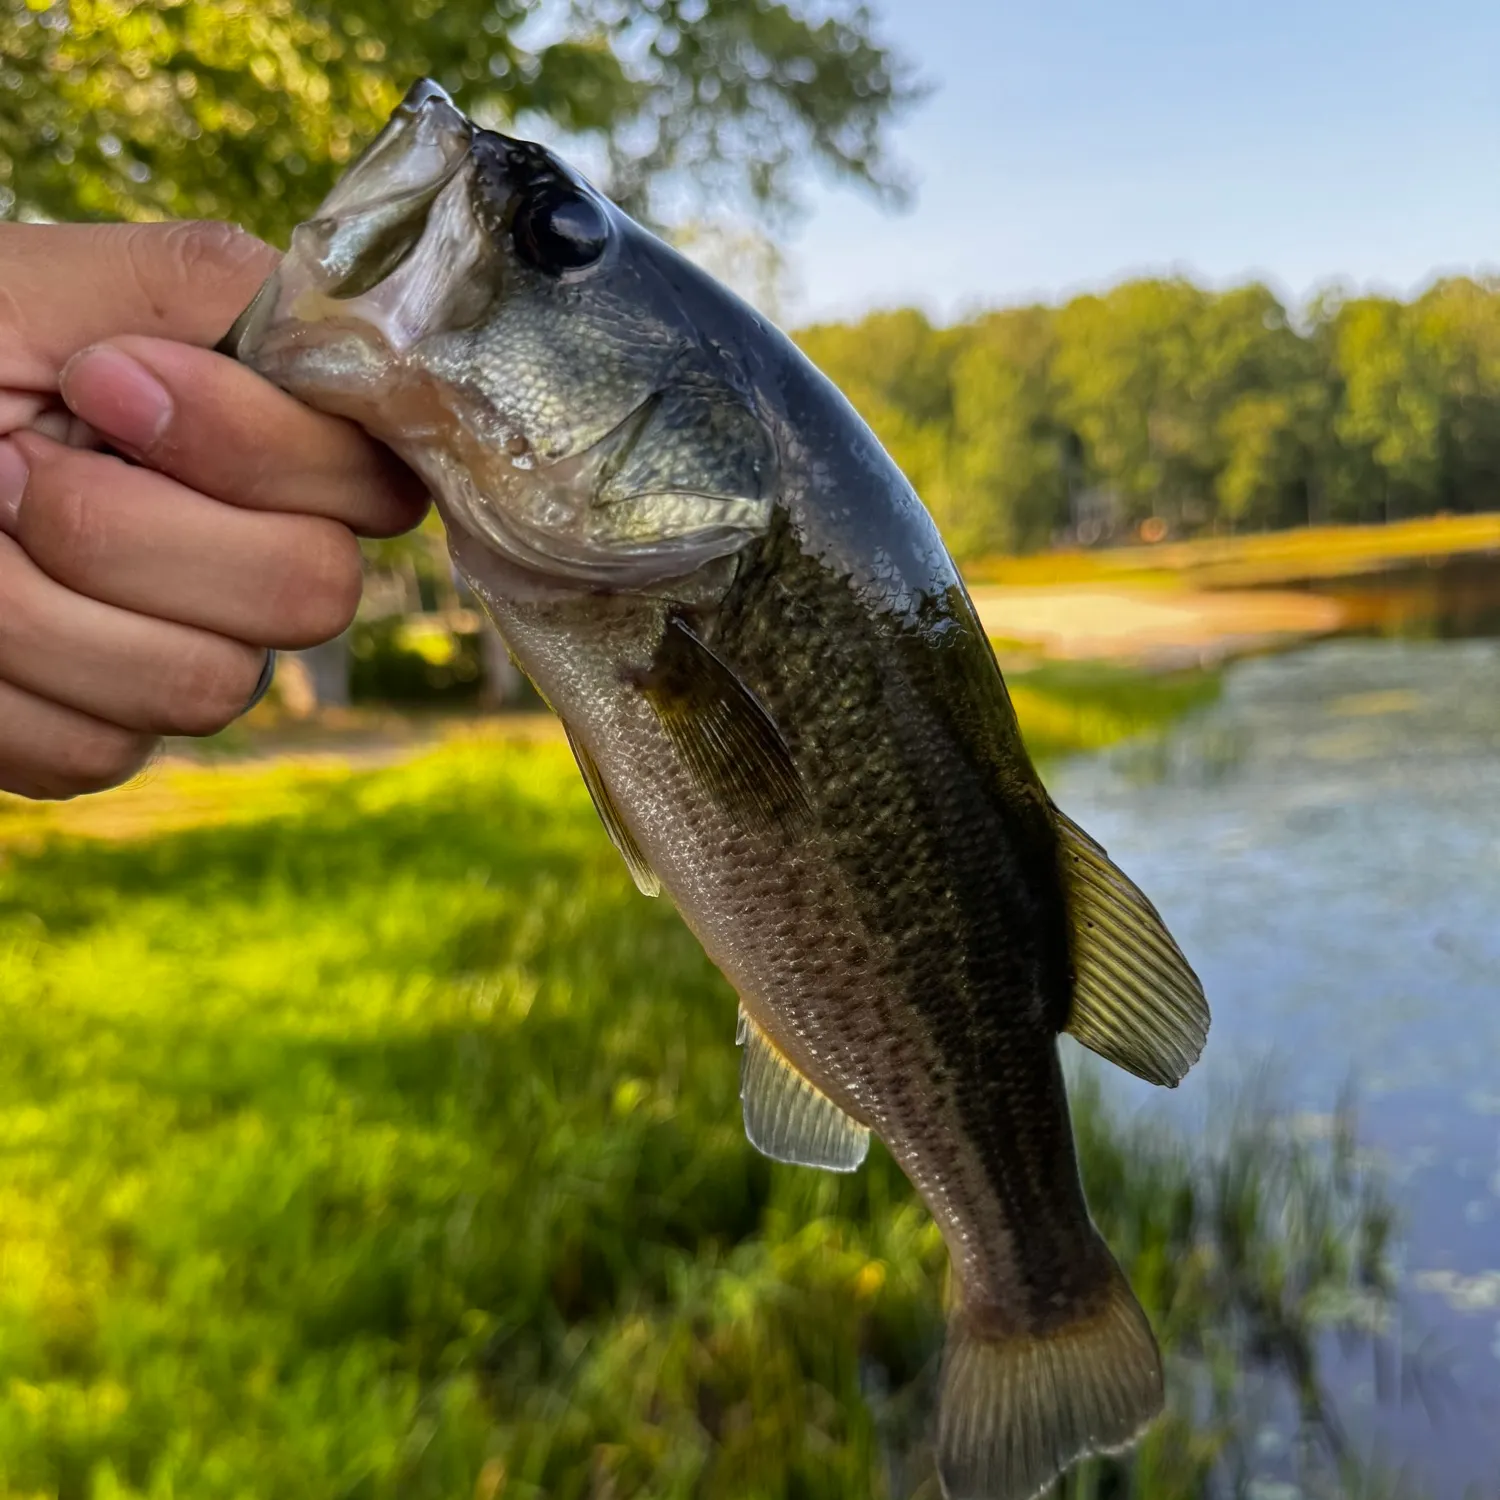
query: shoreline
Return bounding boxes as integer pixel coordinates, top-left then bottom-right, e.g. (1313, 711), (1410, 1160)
(970, 581), (1346, 669)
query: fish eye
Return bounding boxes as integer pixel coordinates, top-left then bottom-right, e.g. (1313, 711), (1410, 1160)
(512, 188), (610, 275)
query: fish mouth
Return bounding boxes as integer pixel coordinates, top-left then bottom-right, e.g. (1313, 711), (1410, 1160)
(223, 79), (482, 367)
(320, 79), (473, 219)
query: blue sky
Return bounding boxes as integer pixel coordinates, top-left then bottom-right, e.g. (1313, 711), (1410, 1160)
(785, 0), (1500, 323)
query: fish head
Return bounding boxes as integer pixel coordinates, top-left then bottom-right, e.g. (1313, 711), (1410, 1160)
(231, 79), (777, 591)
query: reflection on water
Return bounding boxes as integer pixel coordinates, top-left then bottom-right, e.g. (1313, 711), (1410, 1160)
(1052, 639), (1500, 1496)
(1294, 551), (1500, 642)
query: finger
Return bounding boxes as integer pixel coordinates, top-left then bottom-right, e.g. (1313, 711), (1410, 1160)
(0, 533), (266, 737)
(7, 432), (364, 649)
(0, 222), (279, 391)
(59, 338), (429, 538)
(0, 391), (96, 447)
(0, 678), (157, 801)
(0, 391), (54, 433)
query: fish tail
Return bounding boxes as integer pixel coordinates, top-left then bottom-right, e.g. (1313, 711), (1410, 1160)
(935, 1253), (1164, 1500)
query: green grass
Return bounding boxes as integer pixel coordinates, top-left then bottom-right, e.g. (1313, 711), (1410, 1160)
(1007, 662), (1223, 762)
(963, 510), (1500, 590)
(0, 718), (1395, 1500)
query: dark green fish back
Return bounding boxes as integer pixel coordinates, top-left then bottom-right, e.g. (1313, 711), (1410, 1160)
(698, 506), (1115, 1328)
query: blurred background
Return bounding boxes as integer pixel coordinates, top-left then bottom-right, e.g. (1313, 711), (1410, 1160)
(2, 0), (1500, 1496)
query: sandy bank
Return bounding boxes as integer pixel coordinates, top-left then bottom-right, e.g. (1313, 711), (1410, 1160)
(968, 584), (1345, 667)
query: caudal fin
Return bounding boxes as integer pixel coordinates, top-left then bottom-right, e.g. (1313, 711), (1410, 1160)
(936, 1261), (1164, 1500)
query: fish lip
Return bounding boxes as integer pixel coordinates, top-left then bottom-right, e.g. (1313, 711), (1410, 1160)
(316, 77), (474, 220)
(224, 79), (477, 362)
(397, 78), (458, 118)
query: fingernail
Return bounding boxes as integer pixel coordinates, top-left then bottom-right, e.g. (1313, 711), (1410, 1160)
(0, 439), (28, 536)
(59, 344), (173, 455)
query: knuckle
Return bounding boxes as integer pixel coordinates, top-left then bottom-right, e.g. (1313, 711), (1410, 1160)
(54, 727), (156, 796)
(277, 522), (363, 644)
(236, 441), (290, 512)
(165, 644), (262, 737)
(168, 221), (280, 303)
(166, 219), (259, 270)
(123, 221), (278, 324)
(0, 534), (42, 646)
(37, 465), (109, 580)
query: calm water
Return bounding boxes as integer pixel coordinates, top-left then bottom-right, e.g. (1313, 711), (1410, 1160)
(1051, 639), (1500, 1496)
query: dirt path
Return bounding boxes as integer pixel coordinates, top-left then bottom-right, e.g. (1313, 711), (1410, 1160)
(0, 715), (565, 848)
(968, 583), (1345, 667)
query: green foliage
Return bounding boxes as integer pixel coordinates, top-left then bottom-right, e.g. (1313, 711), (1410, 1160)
(1, 0), (917, 240)
(349, 615), (484, 705)
(800, 277), (1500, 558)
(948, 308), (1070, 555)
(0, 723), (1398, 1498)
(1005, 661), (1221, 762)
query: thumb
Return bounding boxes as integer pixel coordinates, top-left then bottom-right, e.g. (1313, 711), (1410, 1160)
(0, 221), (279, 392)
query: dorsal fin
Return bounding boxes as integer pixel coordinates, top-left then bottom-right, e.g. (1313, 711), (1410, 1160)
(635, 616), (812, 835)
(737, 1006), (869, 1172)
(562, 723), (660, 897)
(1053, 806), (1208, 1087)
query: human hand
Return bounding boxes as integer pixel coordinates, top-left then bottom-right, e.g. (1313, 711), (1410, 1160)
(0, 221), (429, 800)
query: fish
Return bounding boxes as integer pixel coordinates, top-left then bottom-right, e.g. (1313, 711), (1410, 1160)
(222, 79), (1209, 1500)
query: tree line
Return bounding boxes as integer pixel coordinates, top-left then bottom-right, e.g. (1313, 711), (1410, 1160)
(796, 277), (1500, 558)
(9, 0), (1491, 570)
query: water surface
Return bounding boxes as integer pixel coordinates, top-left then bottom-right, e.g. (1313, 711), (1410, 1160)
(1051, 639), (1500, 1497)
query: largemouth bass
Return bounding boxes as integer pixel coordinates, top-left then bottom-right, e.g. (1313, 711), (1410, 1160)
(223, 81), (1209, 1500)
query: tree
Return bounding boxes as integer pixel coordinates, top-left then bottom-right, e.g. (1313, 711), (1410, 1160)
(947, 307), (1067, 553)
(1324, 295), (1444, 523)
(1051, 280), (1214, 529)
(1, 0), (918, 241)
(798, 276), (1500, 557)
(796, 307), (960, 535)
(1406, 277), (1500, 514)
(1203, 286), (1331, 530)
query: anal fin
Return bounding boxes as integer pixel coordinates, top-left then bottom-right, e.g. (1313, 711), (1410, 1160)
(737, 1006), (869, 1173)
(563, 723), (660, 898)
(1054, 805), (1208, 1087)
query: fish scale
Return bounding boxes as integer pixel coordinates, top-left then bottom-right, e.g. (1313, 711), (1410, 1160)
(226, 77), (1210, 1500)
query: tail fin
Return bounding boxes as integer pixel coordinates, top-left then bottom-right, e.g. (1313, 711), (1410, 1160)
(936, 1260), (1164, 1500)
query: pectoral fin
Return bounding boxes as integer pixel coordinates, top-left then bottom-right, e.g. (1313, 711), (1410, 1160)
(636, 616), (812, 834)
(1054, 806), (1209, 1087)
(563, 723), (660, 898)
(737, 1006), (869, 1172)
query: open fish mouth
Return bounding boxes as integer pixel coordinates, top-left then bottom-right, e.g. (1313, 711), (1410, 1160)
(319, 79), (473, 219)
(221, 80), (481, 369)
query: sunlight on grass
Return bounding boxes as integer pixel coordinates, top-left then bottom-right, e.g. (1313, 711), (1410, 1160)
(0, 694), (1398, 1498)
(966, 511), (1500, 589)
(1007, 663), (1221, 762)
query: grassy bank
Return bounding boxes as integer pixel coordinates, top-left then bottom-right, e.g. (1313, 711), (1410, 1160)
(0, 681), (1399, 1500)
(966, 511), (1500, 591)
(1005, 662), (1221, 760)
(0, 661), (1220, 853)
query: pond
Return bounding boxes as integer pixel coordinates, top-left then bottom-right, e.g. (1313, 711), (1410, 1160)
(1051, 636), (1500, 1496)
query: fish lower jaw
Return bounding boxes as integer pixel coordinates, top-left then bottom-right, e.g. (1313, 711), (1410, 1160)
(408, 449), (750, 598)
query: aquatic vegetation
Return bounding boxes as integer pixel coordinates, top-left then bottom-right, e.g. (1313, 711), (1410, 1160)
(1006, 662), (1221, 763)
(0, 730), (1398, 1499)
